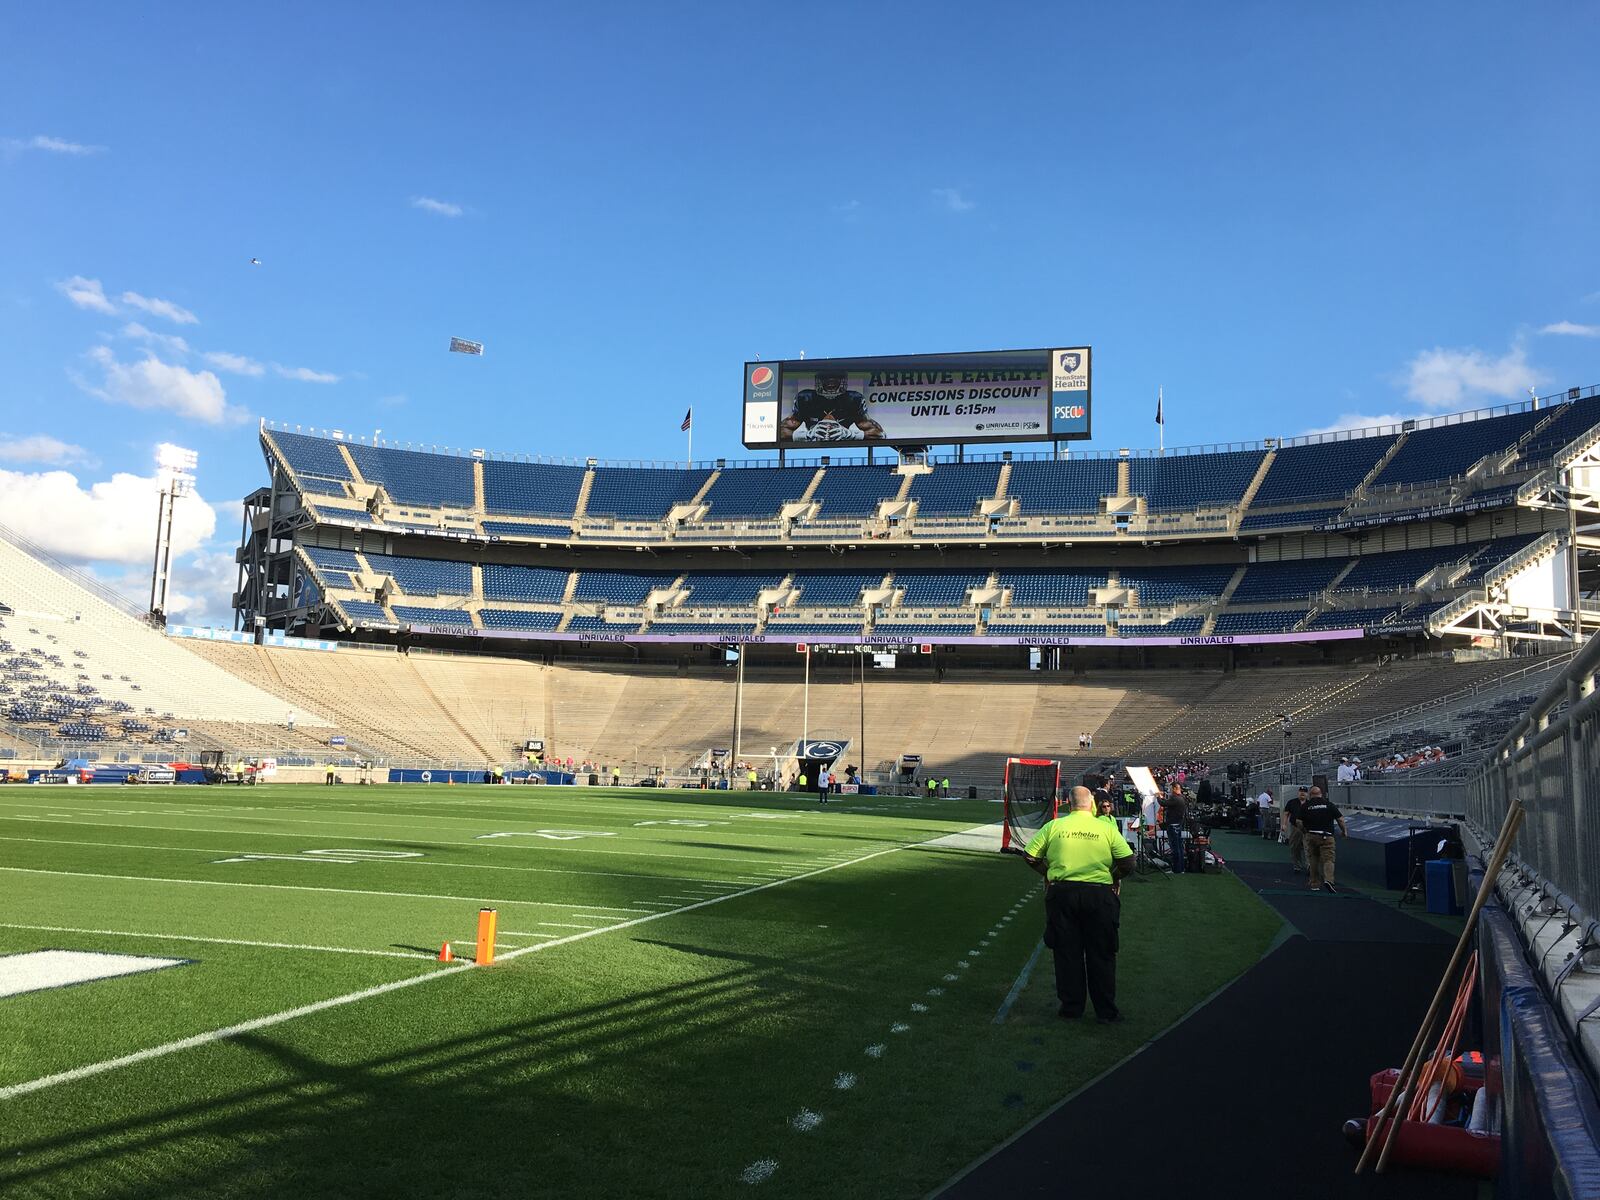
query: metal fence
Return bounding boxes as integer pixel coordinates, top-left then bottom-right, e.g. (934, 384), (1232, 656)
(1468, 631), (1600, 922)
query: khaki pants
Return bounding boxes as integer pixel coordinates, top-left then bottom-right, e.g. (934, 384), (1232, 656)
(1287, 826), (1305, 870)
(1306, 834), (1336, 888)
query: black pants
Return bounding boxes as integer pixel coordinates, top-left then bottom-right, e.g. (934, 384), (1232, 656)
(1045, 882), (1120, 1019)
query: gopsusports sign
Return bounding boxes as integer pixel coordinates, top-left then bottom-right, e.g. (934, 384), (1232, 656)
(742, 347), (1090, 449)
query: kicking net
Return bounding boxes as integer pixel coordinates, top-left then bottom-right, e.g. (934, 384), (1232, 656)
(1001, 757), (1060, 852)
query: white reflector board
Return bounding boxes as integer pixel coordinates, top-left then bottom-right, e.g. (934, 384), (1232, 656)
(0, 950), (186, 998)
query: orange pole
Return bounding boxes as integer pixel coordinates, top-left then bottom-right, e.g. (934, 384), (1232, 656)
(475, 908), (498, 966)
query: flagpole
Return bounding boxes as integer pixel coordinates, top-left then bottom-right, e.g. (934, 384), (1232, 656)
(686, 410), (693, 467)
(1158, 387), (1165, 455)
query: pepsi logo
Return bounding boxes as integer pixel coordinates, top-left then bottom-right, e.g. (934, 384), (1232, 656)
(750, 366), (774, 387)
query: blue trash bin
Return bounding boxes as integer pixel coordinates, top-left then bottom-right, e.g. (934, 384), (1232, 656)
(1425, 860), (1462, 915)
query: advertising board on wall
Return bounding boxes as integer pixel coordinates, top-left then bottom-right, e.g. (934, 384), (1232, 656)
(741, 347), (1090, 448)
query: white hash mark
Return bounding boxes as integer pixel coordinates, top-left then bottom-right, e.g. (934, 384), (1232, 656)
(833, 1072), (857, 1090)
(790, 1108), (823, 1133)
(741, 1159), (779, 1184)
(865, 1043), (886, 1058)
(910, 1002), (928, 1013)
(943, 973), (958, 981)
(927, 987), (944, 996)
(890, 1022), (910, 1033)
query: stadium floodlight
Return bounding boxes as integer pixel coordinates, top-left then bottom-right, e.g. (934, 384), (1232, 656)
(149, 445), (199, 624)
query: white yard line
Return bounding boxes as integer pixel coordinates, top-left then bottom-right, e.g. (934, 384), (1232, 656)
(0, 867), (652, 913)
(0, 831), (940, 1102)
(0, 922), (429, 960)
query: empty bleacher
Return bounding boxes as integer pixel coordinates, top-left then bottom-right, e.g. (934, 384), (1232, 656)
(893, 570), (984, 607)
(585, 467), (712, 519)
(482, 521), (574, 540)
(346, 444), (476, 508)
(681, 572), (783, 606)
(1212, 609), (1305, 634)
(1118, 564), (1236, 605)
(1129, 450), (1266, 511)
(788, 571), (880, 607)
(572, 570), (676, 605)
(1515, 394), (1600, 465)
(482, 564), (570, 604)
(1337, 545), (1467, 593)
(907, 463), (1002, 516)
(481, 460), (586, 517)
(807, 466), (900, 516)
(1237, 507), (1345, 532)
(480, 609), (563, 631)
(362, 553), (472, 596)
(1231, 559), (1348, 603)
(1249, 435), (1396, 506)
(1007, 459), (1117, 514)
(391, 605), (473, 627)
(698, 467), (816, 519)
(1373, 408), (1547, 485)
(999, 569), (1106, 607)
(270, 430), (355, 485)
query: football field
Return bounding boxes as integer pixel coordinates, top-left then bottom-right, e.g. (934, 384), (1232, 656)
(0, 784), (1277, 1199)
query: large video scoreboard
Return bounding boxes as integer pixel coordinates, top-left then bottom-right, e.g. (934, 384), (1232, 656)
(741, 347), (1090, 449)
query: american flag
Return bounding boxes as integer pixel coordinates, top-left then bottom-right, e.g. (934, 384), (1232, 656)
(681, 408), (693, 432)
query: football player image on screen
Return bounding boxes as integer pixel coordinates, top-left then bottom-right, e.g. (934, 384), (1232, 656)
(779, 371), (885, 442)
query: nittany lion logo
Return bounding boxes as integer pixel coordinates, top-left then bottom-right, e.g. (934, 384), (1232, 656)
(1058, 351), (1082, 373)
(805, 740), (844, 759)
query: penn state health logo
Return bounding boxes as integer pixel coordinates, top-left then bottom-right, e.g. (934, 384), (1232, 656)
(750, 366), (775, 387)
(1058, 351), (1082, 373)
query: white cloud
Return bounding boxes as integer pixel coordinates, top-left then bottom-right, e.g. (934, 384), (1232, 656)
(0, 434), (94, 466)
(0, 466), (216, 565)
(3, 134), (105, 156)
(1539, 320), (1600, 338)
(202, 350), (265, 376)
(120, 290), (198, 325)
(1300, 413), (1417, 437)
(56, 275), (116, 314)
(161, 547), (239, 626)
(931, 187), (976, 213)
(80, 346), (232, 424)
(272, 363), (340, 384)
(122, 321), (192, 356)
(1403, 344), (1543, 410)
(411, 196), (464, 218)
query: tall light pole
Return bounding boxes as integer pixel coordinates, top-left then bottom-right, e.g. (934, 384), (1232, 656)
(149, 444), (198, 624)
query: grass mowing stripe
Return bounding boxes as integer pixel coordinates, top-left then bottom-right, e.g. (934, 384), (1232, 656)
(0, 923), (430, 960)
(991, 939), (1046, 1024)
(0, 867), (653, 912)
(0, 828), (944, 1104)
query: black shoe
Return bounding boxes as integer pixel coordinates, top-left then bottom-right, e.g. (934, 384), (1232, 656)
(1057, 1005), (1083, 1020)
(1322, 882), (1338, 894)
(1095, 1012), (1124, 1025)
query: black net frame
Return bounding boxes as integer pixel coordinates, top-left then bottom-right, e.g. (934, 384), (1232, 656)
(1001, 757), (1060, 852)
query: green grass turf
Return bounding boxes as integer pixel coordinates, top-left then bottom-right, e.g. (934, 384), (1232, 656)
(0, 784), (1280, 1198)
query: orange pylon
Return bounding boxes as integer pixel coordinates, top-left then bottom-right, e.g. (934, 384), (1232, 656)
(438, 941), (454, 962)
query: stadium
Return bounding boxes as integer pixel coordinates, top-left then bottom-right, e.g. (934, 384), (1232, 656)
(6, 9), (1600, 1198)
(4, 371), (1600, 1197)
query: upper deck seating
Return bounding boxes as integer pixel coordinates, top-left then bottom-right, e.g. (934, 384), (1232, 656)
(272, 431), (354, 484)
(698, 467), (817, 519)
(1514, 395), (1600, 465)
(1007, 459), (1117, 514)
(807, 467), (900, 516)
(572, 570), (676, 605)
(361, 553), (472, 597)
(907, 463), (1003, 516)
(585, 467), (712, 520)
(1250, 434), (1397, 505)
(680, 573), (783, 606)
(1238, 507), (1346, 532)
(788, 571), (880, 606)
(1337, 546), (1469, 593)
(481, 460), (586, 517)
(347, 444), (475, 508)
(1129, 450), (1266, 511)
(1373, 409), (1546, 485)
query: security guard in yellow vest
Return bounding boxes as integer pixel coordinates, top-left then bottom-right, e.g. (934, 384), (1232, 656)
(1022, 786), (1134, 1023)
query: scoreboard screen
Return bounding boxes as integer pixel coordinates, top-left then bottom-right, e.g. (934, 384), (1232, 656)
(742, 347), (1090, 449)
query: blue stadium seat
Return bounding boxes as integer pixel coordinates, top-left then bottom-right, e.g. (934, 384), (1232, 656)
(482, 564), (570, 603)
(1515, 395), (1600, 465)
(681, 573), (783, 606)
(295, 476), (350, 497)
(272, 431), (353, 483)
(1231, 559), (1347, 603)
(1117, 565), (1235, 606)
(1117, 617), (1205, 635)
(481, 460), (586, 517)
(479, 609), (563, 631)
(566, 616), (643, 633)
(868, 623), (975, 638)
(1373, 409), (1547, 485)
(1128, 450), (1266, 511)
(985, 623), (1105, 636)
(362, 553), (472, 596)
(1237, 507), (1345, 532)
(789, 571), (880, 606)
(649, 621), (758, 636)
(585, 468), (712, 519)
(1007, 460), (1118, 514)
(999, 569), (1106, 607)
(1250, 435), (1396, 505)
(392, 605), (474, 627)
(572, 570), (676, 605)
(1303, 606), (1400, 630)
(1337, 546), (1468, 592)
(346, 444), (475, 508)
(1212, 610), (1305, 634)
(1458, 533), (1545, 585)
(763, 621), (865, 636)
(892, 570), (984, 607)
(699, 467), (817, 519)
(337, 600), (391, 625)
(303, 546), (360, 572)
(808, 467), (900, 516)
(314, 570), (356, 591)
(907, 463), (1003, 516)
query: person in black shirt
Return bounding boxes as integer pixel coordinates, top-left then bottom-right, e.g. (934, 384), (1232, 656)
(1163, 784), (1188, 875)
(1283, 786), (1310, 873)
(1301, 786), (1347, 893)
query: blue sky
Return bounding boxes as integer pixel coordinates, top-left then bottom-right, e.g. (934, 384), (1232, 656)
(1, 2), (1596, 620)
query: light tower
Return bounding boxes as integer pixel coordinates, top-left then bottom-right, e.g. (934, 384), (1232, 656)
(149, 443), (198, 624)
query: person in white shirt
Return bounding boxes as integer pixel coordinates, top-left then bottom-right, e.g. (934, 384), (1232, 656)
(816, 766), (831, 804)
